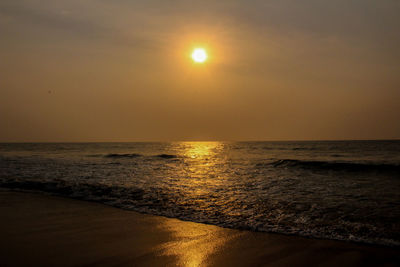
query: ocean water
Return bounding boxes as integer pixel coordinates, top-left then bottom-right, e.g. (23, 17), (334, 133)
(0, 141), (399, 246)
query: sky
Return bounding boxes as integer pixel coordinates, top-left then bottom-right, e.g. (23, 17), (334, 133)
(1, 0), (399, 142)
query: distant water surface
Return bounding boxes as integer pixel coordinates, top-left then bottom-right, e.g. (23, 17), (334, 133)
(0, 141), (399, 246)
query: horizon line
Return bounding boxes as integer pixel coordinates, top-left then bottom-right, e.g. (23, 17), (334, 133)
(1, 138), (399, 144)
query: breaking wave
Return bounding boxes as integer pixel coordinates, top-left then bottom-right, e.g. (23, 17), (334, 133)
(155, 154), (177, 159)
(102, 153), (178, 159)
(265, 159), (400, 173)
(1, 177), (399, 247)
(105, 153), (142, 158)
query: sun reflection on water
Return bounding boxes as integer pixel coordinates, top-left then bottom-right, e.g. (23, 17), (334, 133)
(180, 141), (222, 159)
(157, 142), (248, 266)
(172, 142), (229, 190)
(158, 218), (238, 267)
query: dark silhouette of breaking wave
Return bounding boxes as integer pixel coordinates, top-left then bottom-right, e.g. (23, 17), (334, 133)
(268, 159), (400, 173)
(103, 153), (178, 159)
(105, 153), (142, 158)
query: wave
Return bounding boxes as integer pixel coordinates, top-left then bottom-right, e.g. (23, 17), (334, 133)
(1, 179), (145, 201)
(1, 178), (399, 247)
(291, 147), (318, 151)
(104, 153), (142, 158)
(261, 147), (318, 151)
(102, 153), (177, 159)
(155, 154), (177, 159)
(267, 159), (400, 173)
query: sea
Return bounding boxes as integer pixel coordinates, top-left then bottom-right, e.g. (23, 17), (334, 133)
(0, 141), (399, 246)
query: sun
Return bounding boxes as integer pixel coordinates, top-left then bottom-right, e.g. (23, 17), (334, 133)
(191, 48), (207, 63)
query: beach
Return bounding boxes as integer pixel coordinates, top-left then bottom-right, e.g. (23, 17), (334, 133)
(0, 190), (398, 267)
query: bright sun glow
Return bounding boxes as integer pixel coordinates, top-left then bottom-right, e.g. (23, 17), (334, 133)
(192, 48), (207, 63)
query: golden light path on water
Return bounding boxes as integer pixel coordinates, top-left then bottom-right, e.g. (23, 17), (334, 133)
(182, 142), (221, 159)
(159, 142), (234, 266)
(177, 142), (228, 196)
(159, 218), (238, 267)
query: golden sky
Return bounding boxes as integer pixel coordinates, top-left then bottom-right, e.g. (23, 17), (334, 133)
(1, 0), (399, 141)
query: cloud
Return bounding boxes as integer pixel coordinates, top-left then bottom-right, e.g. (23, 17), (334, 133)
(0, 1), (158, 49)
(2, 0), (399, 51)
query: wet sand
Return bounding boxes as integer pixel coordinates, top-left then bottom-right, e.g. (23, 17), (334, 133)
(0, 191), (398, 266)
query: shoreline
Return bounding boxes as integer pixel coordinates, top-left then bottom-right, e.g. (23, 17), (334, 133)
(0, 190), (399, 266)
(1, 187), (398, 248)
